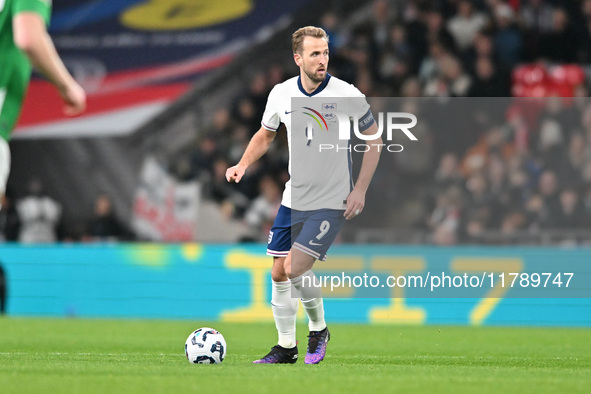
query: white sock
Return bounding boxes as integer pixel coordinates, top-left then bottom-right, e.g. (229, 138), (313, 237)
(272, 280), (298, 349)
(290, 270), (326, 332)
(301, 297), (326, 332)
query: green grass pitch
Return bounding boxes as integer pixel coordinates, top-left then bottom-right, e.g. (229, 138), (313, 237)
(0, 317), (589, 393)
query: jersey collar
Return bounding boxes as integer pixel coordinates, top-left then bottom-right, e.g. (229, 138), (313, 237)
(297, 73), (331, 96)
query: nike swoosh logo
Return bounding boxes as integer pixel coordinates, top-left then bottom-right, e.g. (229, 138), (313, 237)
(309, 240), (322, 246)
(285, 110), (296, 114)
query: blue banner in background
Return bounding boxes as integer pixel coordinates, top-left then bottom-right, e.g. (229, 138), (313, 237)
(49, 0), (308, 73)
(0, 244), (589, 326)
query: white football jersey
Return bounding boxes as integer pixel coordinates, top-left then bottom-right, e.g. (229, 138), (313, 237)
(261, 74), (374, 211)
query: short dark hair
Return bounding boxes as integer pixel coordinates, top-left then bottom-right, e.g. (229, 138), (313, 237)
(292, 26), (329, 54)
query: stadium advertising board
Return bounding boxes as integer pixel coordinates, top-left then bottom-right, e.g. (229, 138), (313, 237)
(0, 244), (589, 326)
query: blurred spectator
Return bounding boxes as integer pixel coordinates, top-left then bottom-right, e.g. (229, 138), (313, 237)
(492, 3), (522, 69)
(506, 167), (531, 206)
(545, 187), (587, 228)
(355, 67), (377, 96)
(462, 126), (515, 175)
(558, 133), (588, 182)
(487, 154), (508, 200)
(209, 156), (249, 218)
(500, 209), (528, 235)
(537, 97), (579, 141)
(434, 152), (464, 192)
(463, 171), (497, 231)
(536, 118), (565, 171)
(441, 56), (472, 96)
(243, 176), (282, 242)
(0, 192), (20, 241)
(447, 0), (489, 51)
(539, 8), (579, 63)
(537, 169), (560, 214)
(400, 77), (422, 97)
(246, 72), (269, 119)
(426, 152), (464, 219)
(418, 42), (451, 85)
(86, 194), (131, 241)
(577, 0), (591, 62)
(428, 186), (463, 245)
(320, 12), (341, 53)
(191, 135), (219, 180)
(378, 23), (414, 94)
(468, 56), (511, 96)
(226, 124), (250, 164)
(267, 63), (287, 87)
(16, 179), (62, 243)
(368, 0), (396, 50)
(424, 55), (472, 97)
(525, 193), (546, 229)
(462, 30), (497, 73)
(233, 96), (260, 134)
(425, 9), (457, 55)
(210, 108), (233, 141)
(520, 0), (555, 33)
(403, 0), (430, 65)
(520, 0), (555, 61)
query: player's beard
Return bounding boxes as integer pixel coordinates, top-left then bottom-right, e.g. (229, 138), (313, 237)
(303, 64), (326, 84)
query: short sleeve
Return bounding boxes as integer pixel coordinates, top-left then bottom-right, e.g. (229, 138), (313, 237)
(261, 85), (281, 132)
(14, 0), (51, 26)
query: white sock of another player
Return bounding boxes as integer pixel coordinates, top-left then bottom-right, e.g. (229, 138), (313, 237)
(290, 270), (327, 332)
(272, 280), (298, 349)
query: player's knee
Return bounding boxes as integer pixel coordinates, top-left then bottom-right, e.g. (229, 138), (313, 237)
(271, 257), (288, 282)
(271, 270), (287, 282)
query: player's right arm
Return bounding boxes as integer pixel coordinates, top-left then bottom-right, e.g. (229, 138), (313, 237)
(226, 126), (276, 183)
(12, 12), (86, 115)
(227, 84), (281, 183)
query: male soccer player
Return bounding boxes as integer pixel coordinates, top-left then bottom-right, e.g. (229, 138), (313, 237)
(1, 0), (86, 200)
(226, 26), (381, 364)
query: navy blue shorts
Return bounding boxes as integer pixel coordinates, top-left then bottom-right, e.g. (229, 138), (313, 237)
(267, 205), (346, 261)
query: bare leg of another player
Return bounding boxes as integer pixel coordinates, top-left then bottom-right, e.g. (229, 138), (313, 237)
(0, 138), (10, 209)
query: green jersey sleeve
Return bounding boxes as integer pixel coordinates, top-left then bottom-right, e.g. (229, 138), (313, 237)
(13, 0), (51, 26)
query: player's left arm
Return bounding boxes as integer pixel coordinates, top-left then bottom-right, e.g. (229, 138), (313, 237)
(13, 12), (86, 116)
(344, 122), (382, 220)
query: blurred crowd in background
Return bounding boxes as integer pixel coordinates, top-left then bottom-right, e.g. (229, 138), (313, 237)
(2, 0), (591, 244)
(0, 180), (133, 243)
(187, 0), (591, 245)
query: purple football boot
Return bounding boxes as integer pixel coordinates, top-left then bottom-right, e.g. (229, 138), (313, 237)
(305, 327), (330, 364)
(252, 344), (298, 364)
